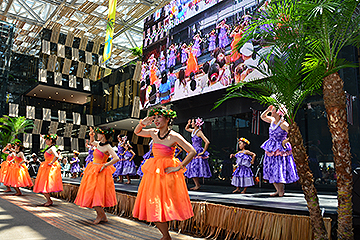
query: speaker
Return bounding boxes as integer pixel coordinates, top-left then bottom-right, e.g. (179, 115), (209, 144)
(353, 167), (360, 215)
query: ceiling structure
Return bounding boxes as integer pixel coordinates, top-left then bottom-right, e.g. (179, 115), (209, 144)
(0, 0), (168, 68)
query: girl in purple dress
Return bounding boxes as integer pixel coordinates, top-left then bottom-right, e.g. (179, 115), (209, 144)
(167, 44), (177, 67)
(119, 142), (136, 184)
(181, 43), (188, 65)
(113, 135), (127, 182)
(84, 140), (94, 168)
(137, 140), (154, 178)
(70, 150), (81, 178)
(216, 20), (229, 48)
(208, 30), (217, 52)
(193, 33), (202, 57)
(230, 137), (256, 194)
(159, 51), (166, 72)
(260, 105), (299, 197)
(184, 118), (211, 190)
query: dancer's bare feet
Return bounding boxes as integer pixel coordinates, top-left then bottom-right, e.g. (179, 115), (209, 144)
(232, 189), (241, 193)
(43, 201), (53, 207)
(240, 190), (246, 194)
(4, 189), (12, 193)
(93, 216), (108, 224)
(125, 181), (131, 184)
(278, 191), (284, 197)
(14, 192), (22, 196)
(160, 236), (172, 240)
(270, 192), (279, 197)
(190, 186), (200, 191)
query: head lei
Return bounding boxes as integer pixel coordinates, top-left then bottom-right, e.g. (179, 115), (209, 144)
(194, 117), (204, 127)
(13, 139), (22, 145)
(43, 134), (58, 141)
(238, 137), (250, 145)
(95, 127), (115, 135)
(148, 108), (177, 119)
(73, 150), (80, 155)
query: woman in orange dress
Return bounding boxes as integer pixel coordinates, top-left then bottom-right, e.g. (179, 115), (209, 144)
(185, 46), (199, 76)
(230, 25), (243, 62)
(74, 127), (119, 224)
(1, 143), (15, 193)
(133, 107), (196, 240)
(3, 141), (33, 195)
(33, 134), (63, 206)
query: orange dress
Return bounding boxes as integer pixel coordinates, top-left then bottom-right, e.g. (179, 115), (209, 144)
(133, 143), (194, 222)
(3, 155), (33, 188)
(231, 31), (242, 62)
(33, 151), (63, 193)
(0, 155), (13, 183)
(185, 48), (199, 76)
(74, 149), (117, 208)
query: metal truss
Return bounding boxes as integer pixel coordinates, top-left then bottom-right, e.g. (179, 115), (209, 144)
(0, 0), (168, 67)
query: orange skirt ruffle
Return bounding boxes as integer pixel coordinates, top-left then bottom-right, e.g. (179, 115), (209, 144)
(3, 163), (33, 188)
(74, 162), (117, 208)
(0, 161), (10, 183)
(33, 161), (63, 193)
(132, 156), (194, 222)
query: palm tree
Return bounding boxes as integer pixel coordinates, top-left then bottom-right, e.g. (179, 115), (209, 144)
(0, 115), (33, 142)
(215, 0), (329, 238)
(300, 1), (360, 238)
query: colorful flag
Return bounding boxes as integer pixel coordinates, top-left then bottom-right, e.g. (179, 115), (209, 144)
(346, 92), (353, 125)
(251, 108), (260, 135)
(103, 0), (117, 62)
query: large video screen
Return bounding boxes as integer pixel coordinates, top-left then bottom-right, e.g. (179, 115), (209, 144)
(139, 0), (270, 110)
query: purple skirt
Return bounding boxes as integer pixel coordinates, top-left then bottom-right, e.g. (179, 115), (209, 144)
(120, 160), (136, 176)
(263, 154), (299, 184)
(184, 156), (212, 178)
(231, 165), (254, 187)
(70, 163), (81, 173)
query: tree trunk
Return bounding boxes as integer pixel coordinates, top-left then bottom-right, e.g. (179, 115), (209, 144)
(323, 72), (353, 239)
(288, 122), (328, 240)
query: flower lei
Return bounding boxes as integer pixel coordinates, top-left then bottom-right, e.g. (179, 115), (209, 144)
(95, 127), (115, 135)
(148, 108), (177, 119)
(43, 134), (58, 141)
(238, 137), (250, 145)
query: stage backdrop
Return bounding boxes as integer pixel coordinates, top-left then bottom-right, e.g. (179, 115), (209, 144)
(139, 0), (271, 110)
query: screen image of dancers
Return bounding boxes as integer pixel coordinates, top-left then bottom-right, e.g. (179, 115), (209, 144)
(85, 139), (94, 167)
(137, 140), (154, 178)
(3, 140), (33, 196)
(113, 135), (127, 183)
(260, 105), (299, 197)
(230, 137), (256, 194)
(70, 150), (81, 178)
(74, 127), (120, 224)
(33, 134), (63, 207)
(132, 107), (196, 240)
(1, 143), (15, 193)
(118, 142), (136, 184)
(184, 117), (211, 190)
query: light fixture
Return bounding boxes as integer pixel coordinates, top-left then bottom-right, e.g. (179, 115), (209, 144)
(33, 93), (36, 96)
(131, 120), (134, 124)
(55, 91), (59, 95)
(76, 101), (79, 103)
(39, 89), (43, 92)
(63, 98), (66, 101)
(48, 96), (51, 98)
(114, 124), (117, 127)
(70, 94), (74, 98)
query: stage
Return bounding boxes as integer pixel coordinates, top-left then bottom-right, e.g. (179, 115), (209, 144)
(56, 177), (338, 240)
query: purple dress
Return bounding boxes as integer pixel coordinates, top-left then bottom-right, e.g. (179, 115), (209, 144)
(261, 121), (299, 184)
(167, 50), (176, 67)
(70, 157), (81, 173)
(137, 142), (153, 177)
(184, 130), (212, 178)
(218, 27), (229, 48)
(120, 151), (136, 176)
(193, 39), (201, 57)
(175, 147), (182, 162)
(231, 152), (254, 187)
(113, 144), (125, 177)
(160, 58), (166, 72)
(208, 35), (216, 51)
(181, 49), (188, 64)
(84, 149), (94, 167)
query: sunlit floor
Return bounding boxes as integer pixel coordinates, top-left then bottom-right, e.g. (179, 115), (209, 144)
(0, 185), (203, 240)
